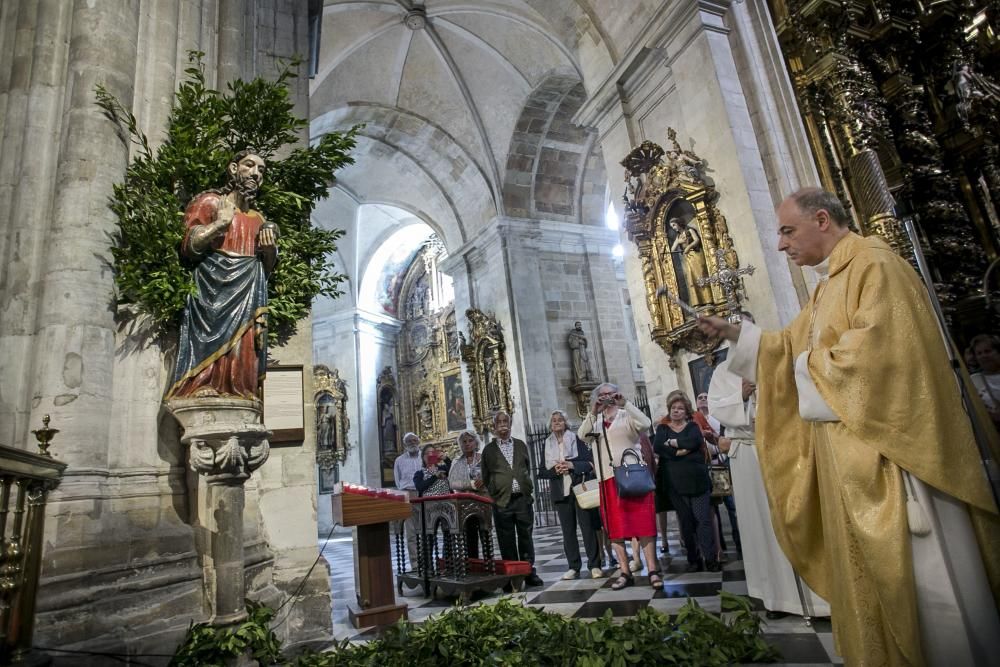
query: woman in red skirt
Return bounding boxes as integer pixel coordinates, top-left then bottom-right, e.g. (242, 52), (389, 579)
(578, 382), (659, 590)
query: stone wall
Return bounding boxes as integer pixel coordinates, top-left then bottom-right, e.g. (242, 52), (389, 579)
(0, 0), (330, 659)
(441, 218), (633, 436)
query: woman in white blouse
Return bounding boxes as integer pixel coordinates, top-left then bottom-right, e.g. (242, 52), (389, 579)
(578, 383), (658, 590)
(540, 410), (602, 580)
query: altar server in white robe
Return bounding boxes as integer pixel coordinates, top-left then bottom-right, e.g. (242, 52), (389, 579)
(708, 312), (829, 620)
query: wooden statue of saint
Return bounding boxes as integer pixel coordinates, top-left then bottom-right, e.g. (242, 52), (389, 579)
(167, 149), (279, 400)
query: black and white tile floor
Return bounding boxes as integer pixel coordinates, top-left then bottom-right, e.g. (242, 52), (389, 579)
(319, 520), (842, 665)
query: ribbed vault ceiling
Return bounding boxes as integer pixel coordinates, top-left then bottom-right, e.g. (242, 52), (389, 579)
(311, 0), (611, 240)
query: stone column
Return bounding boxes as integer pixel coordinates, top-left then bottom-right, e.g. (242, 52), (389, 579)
(0, 0), (72, 447)
(217, 0), (250, 88)
(25, 0), (140, 465)
(169, 398), (270, 625)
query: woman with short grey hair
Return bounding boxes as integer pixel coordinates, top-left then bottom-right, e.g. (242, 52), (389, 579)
(578, 382), (658, 590)
(449, 429), (484, 493)
(540, 409), (602, 580)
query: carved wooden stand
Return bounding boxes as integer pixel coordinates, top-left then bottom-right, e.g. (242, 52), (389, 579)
(332, 492), (412, 628)
(396, 493), (520, 603)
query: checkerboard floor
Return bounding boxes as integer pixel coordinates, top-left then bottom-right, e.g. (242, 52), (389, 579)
(319, 518), (842, 665)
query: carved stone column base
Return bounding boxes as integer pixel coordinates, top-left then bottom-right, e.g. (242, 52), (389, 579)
(166, 397), (271, 627)
(167, 397), (270, 484)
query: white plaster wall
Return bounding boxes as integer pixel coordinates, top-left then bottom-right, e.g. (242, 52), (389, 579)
(572, 0), (811, 406)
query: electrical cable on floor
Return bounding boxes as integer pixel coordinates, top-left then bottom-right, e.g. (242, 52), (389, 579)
(269, 520), (342, 630)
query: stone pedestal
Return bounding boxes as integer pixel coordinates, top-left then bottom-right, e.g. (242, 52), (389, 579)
(167, 398), (270, 626)
(569, 381), (600, 419)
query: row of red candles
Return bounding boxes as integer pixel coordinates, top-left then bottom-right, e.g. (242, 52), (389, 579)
(340, 482), (408, 501)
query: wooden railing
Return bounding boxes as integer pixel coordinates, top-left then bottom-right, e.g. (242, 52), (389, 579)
(0, 417), (66, 665)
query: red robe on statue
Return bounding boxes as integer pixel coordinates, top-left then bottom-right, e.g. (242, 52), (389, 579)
(167, 192), (269, 400)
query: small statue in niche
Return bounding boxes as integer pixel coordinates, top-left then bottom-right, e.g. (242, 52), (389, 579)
(445, 317), (460, 360)
(316, 402), (335, 451)
(568, 321), (594, 384)
(380, 394), (398, 454)
(669, 217), (713, 307)
(418, 396), (434, 436)
(948, 61), (1000, 126)
(485, 354), (501, 411)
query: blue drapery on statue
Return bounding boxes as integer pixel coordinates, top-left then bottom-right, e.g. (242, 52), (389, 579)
(168, 252), (268, 397)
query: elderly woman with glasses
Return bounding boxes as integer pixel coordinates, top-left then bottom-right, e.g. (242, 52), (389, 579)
(540, 409), (603, 580)
(578, 382), (658, 590)
(449, 429), (485, 493)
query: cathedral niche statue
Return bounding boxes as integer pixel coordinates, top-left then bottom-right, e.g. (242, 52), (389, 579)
(316, 402), (334, 450)
(567, 321), (599, 418)
(376, 366), (401, 486)
(313, 365), (350, 468)
(567, 321), (594, 384)
(668, 216), (713, 307)
(418, 394), (434, 438)
(460, 309), (513, 434)
(621, 129), (748, 363)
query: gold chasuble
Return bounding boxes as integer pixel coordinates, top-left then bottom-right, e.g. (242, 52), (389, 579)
(740, 233), (1000, 666)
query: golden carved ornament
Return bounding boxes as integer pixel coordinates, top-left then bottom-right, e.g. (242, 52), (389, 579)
(313, 364), (350, 464)
(459, 308), (513, 435)
(621, 129), (746, 366)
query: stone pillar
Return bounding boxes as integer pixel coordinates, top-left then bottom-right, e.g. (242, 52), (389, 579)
(25, 0), (140, 467)
(0, 0), (72, 447)
(169, 398), (270, 625)
(216, 0), (249, 87)
(134, 0), (180, 149)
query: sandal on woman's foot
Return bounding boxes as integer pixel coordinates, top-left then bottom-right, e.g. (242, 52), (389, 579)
(648, 571), (663, 589)
(610, 575), (633, 591)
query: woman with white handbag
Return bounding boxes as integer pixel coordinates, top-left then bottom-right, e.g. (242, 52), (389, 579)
(540, 410), (603, 580)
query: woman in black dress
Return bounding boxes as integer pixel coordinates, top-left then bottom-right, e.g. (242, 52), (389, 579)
(653, 391), (718, 572)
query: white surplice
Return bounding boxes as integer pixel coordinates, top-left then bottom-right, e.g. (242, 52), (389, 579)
(708, 358), (830, 616)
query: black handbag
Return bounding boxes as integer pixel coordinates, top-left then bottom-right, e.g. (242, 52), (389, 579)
(613, 448), (656, 497)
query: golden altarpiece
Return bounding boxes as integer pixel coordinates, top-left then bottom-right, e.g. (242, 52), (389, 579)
(313, 364), (350, 492)
(459, 308), (514, 435)
(390, 241), (509, 463)
(395, 242), (464, 456)
(765, 0), (1000, 341)
(621, 129), (750, 368)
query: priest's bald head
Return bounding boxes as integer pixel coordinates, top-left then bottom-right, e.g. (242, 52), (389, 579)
(777, 188), (852, 266)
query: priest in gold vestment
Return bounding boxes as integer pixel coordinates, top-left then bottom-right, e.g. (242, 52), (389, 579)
(700, 189), (1000, 666)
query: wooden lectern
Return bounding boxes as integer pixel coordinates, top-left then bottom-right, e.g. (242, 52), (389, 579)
(332, 489), (413, 628)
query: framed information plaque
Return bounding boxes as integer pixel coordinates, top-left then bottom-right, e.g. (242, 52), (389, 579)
(263, 365), (305, 444)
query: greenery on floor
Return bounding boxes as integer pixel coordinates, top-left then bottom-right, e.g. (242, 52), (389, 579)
(96, 52), (359, 344)
(169, 599), (283, 667)
(170, 593), (780, 666)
